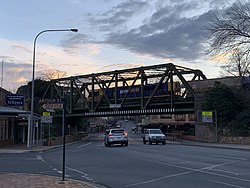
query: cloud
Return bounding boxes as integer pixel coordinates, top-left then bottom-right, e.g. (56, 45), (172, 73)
(89, 0), (150, 32)
(11, 44), (32, 54)
(106, 11), (210, 60)
(0, 0), (238, 90)
(62, 0), (236, 61)
(0, 55), (15, 62)
(1, 60), (31, 90)
(0, 37), (105, 90)
(97, 63), (144, 72)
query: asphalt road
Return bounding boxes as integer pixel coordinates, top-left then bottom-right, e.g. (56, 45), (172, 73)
(1, 132), (250, 188)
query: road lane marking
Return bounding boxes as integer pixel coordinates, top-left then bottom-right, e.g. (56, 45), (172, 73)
(36, 155), (44, 161)
(211, 155), (246, 161)
(207, 179), (246, 188)
(66, 167), (88, 176)
(207, 160), (238, 169)
(66, 166), (95, 182)
(77, 142), (92, 149)
(210, 168), (239, 175)
(125, 171), (192, 187)
(149, 159), (250, 183)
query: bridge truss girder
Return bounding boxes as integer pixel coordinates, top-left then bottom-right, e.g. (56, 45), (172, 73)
(42, 63), (206, 117)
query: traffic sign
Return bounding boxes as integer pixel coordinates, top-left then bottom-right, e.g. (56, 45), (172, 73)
(41, 102), (63, 110)
(6, 94), (24, 106)
(39, 98), (63, 103)
(43, 112), (50, 116)
(41, 116), (53, 123)
(40, 98), (64, 110)
(202, 111), (213, 122)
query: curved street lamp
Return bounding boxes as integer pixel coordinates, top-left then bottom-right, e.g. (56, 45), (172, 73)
(29, 29), (78, 150)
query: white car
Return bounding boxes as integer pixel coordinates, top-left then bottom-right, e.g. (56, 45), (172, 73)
(143, 129), (166, 145)
(104, 128), (128, 147)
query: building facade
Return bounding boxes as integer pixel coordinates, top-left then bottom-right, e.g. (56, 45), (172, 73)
(0, 87), (31, 146)
(142, 76), (250, 141)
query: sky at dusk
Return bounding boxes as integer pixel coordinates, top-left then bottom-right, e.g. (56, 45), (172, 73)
(0, 0), (239, 91)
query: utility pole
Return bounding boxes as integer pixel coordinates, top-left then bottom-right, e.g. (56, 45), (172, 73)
(0, 60), (3, 104)
(1, 60), (3, 88)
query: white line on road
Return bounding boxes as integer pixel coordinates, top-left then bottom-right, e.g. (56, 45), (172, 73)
(66, 166), (95, 182)
(66, 167), (88, 176)
(207, 179), (247, 188)
(207, 160), (238, 170)
(36, 155), (44, 161)
(141, 159), (250, 185)
(211, 155), (247, 161)
(125, 171), (192, 187)
(77, 142), (92, 149)
(210, 168), (239, 175)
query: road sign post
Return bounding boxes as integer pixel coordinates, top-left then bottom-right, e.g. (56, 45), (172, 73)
(62, 98), (66, 181)
(40, 98), (66, 181)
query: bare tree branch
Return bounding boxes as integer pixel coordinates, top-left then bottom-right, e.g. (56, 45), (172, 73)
(42, 70), (67, 81)
(205, 0), (250, 76)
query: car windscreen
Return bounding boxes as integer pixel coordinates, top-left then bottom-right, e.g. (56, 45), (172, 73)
(149, 130), (162, 134)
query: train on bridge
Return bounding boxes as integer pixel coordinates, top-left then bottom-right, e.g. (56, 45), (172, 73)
(88, 82), (181, 102)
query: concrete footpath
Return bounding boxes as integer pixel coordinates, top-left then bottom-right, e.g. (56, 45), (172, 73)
(1, 140), (250, 188)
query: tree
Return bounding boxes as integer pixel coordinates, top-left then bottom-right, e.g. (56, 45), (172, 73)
(220, 50), (250, 76)
(16, 79), (50, 113)
(206, 0), (250, 76)
(202, 81), (250, 136)
(42, 69), (67, 81)
(202, 82), (244, 127)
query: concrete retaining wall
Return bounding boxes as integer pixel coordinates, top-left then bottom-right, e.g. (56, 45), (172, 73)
(219, 136), (250, 144)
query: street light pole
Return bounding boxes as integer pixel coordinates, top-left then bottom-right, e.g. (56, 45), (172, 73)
(28, 29), (78, 150)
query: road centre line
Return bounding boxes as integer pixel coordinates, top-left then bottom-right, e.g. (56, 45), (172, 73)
(211, 155), (247, 161)
(177, 161), (212, 166)
(207, 179), (246, 188)
(125, 171), (192, 187)
(148, 159), (250, 183)
(207, 160), (238, 170)
(210, 168), (239, 175)
(77, 142), (92, 149)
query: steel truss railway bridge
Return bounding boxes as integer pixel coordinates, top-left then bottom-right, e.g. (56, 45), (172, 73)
(42, 63), (207, 117)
